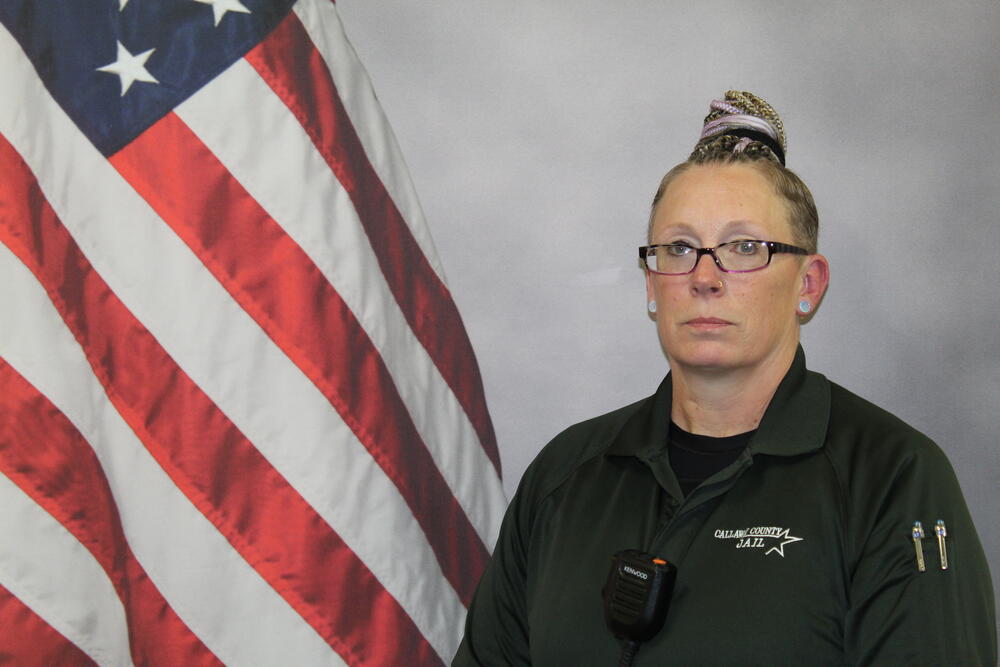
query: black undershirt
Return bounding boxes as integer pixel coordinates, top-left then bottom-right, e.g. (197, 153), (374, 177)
(668, 421), (755, 496)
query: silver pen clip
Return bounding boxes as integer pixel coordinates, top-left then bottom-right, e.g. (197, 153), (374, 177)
(935, 520), (948, 570)
(911, 521), (926, 572)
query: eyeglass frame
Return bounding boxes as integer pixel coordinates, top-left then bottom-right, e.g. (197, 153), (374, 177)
(638, 240), (809, 275)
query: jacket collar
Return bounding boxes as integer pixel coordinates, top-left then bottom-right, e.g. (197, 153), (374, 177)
(607, 346), (830, 459)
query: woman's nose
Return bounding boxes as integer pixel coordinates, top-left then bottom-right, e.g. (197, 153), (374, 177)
(689, 252), (725, 296)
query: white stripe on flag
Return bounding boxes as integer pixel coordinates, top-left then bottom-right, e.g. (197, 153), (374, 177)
(0, 472), (131, 667)
(294, 0), (450, 284)
(0, 242), (344, 667)
(175, 57), (505, 549)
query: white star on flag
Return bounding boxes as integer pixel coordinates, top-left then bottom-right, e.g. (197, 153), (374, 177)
(96, 41), (158, 96)
(192, 0), (251, 26)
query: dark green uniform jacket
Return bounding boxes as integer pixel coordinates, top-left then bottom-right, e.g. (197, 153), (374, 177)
(454, 349), (997, 666)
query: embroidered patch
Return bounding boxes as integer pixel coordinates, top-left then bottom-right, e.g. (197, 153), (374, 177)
(713, 526), (803, 557)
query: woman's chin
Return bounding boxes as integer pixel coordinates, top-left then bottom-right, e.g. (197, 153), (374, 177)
(665, 346), (742, 372)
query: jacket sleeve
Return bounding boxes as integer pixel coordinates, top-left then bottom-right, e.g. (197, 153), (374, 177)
(452, 478), (534, 666)
(842, 436), (997, 665)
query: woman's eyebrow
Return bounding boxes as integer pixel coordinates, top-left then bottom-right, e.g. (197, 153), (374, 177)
(655, 219), (764, 241)
(652, 222), (699, 238)
(717, 220), (768, 238)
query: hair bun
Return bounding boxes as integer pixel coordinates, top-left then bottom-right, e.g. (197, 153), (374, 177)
(689, 90), (787, 165)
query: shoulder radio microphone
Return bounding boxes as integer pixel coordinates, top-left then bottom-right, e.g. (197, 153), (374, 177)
(602, 549), (677, 666)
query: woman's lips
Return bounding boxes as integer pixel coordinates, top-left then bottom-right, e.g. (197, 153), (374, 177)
(685, 317), (733, 330)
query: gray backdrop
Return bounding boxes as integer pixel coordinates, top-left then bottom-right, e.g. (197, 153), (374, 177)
(338, 0), (999, 623)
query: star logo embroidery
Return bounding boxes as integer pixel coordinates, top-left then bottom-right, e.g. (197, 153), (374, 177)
(764, 528), (804, 557)
(713, 526), (805, 557)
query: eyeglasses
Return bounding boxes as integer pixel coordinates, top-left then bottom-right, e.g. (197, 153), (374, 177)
(639, 240), (808, 275)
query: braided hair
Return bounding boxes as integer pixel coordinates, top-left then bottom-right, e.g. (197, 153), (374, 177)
(691, 91), (786, 166)
(649, 91), (818, 253)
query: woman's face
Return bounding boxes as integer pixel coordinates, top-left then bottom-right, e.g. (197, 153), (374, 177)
(646, 163), (826, 375)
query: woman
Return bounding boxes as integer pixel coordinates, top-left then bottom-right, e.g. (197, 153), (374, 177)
(454, 91), (996, 665)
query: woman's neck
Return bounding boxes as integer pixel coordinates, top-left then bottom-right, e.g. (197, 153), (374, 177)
(669, 345), (796, 437)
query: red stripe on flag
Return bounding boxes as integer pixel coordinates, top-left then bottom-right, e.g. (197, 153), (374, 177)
(0, 584), (96, 667)
(0, 358), (223, 666)
(0, 133), (441, 666)
(108, 112), (489, 605)
(246, 12), (501, 476)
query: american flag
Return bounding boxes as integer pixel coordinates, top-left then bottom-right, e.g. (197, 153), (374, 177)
(0, 1), (505, 664)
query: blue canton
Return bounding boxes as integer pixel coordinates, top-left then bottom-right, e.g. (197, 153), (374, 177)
(0, 0), (297, 156)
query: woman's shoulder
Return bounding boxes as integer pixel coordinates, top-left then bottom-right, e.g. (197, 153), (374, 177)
(826, 380), (935, 445)
(821, 378), (954, 484)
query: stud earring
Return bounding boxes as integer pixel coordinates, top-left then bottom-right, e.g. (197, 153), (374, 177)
(648, 300), (657, 314)
(798, 300), (812, 314)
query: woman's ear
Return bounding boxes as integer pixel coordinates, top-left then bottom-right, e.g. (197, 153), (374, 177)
(645, 271), (657, 320)
(797, 253), (830, 317)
